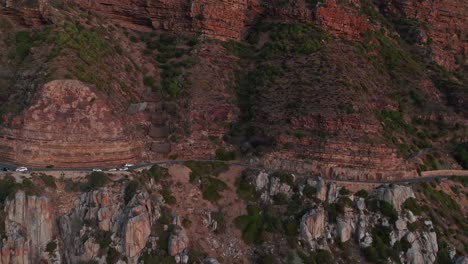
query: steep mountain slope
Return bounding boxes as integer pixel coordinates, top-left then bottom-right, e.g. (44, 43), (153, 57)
(0, 164), (466, 263)
(0, 0), (466, 179)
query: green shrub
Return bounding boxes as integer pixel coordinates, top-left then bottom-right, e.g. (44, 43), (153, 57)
(235, 171), (256, 202)
(402, 197), (422, 215)
(182, 218), (192, 229)
(273, 193), (289, 205)
(39, 175), (57, 189)
(355, 189), (369, 198)
(161, 189), (177, 205)
(106, 247), (121, 264)
(14, 31), (33, 61)
(303, 185), (316, 199)
(272, 171), (294, 186)
(45, 241), (57, 255)
(368, 200), (398, 223)
(94, 230), (112, 249)
(454, 142), (468, 169)
(215, 148), (236, 161)
(185, 161), (229, 181)
(143, 165), (170, 182)
(81, 172), (108, 191)
(235, 205), (281, 244)
(143, 76), (156, 88)
(339, 187), (351, 196)
(124, 180), (140, 205)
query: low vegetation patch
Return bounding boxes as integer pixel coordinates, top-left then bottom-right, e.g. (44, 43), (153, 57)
(453, 142), (468, 169)
(80, 172), (108, 191)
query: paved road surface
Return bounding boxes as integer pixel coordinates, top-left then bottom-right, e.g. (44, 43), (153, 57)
(0, 160), (465, 185)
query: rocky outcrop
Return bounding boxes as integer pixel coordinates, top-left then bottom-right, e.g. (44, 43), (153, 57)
(315, 0), (369, 40)
(374, 185), (415, 211)
(379, 0), (468, 71)
(124, 192), (153, 262)
(59, 189), (155, 263)
(405, 221), (438, 264)
(0, 80), (140, 168)
(300, 207), (326, 248)
(336, 207), (355, 243)
(61, 0), (260, 41)
(3, 191), (54, 263)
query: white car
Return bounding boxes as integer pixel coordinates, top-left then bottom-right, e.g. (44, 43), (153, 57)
(108, 168), (117, 172)
(15, 167), (28, 172)
(118, 167), (129, 171)
(124, 163), (134, 167)
(92, 168), (102, 172)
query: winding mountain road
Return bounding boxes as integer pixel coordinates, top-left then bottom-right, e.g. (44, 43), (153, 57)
(0, 160), (466, 185)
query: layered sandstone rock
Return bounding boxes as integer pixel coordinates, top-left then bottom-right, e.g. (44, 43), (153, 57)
(124, 192), (153, 262)
(380, 0), (468, 70)
(0, 80), (140, 168)
(315, 0), (368, 40)
(2, 191), (54, 263)
(64, 0), (260, 40)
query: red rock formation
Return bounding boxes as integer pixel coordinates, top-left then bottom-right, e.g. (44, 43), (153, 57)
(0, 80), (141, 168)
(380, 0), (468, 70)
(315, 0), (368, 40)
(65, 0), (261, 40)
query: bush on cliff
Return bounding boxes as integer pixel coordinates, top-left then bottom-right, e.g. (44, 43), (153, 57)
(142, 164), (170, 182)
(81, 172), (108, 191)
(454, 142), (468, 169)
(124, 180), (140, 205)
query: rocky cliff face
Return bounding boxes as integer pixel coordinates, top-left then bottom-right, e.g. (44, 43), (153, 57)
(0, 0), (466, 181)
(0, 80), (141, 168)
(2, 191), (54, 263)
(379, 0), (468, 71)
(0, 165), (465, 263)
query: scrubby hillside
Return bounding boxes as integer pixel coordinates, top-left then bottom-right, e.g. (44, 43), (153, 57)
(1, 0), (466, 179)
(0, 164), (466, 263)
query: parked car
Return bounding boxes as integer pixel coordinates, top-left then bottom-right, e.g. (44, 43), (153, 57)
(15, 167), (28, 172)
(2, 167), (10, 171)
(118, 167), (129, 171)
(124, 163), (134, 167)
(92, 168), (102, 172)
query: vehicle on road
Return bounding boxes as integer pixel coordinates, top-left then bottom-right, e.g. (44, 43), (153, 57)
(2, 167), (10, 171)
(124, 163), (134, 167)
(118, 167), (129, 171)
(92, 168), (102, 172)
(15, 167), (28, 172)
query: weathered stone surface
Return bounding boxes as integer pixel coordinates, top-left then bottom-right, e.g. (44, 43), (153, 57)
(3, 191), (54, 262)
(0, 80), (139, 168)
(326, 182), (338, 203)
(374, 185), (415, 211)
(315, 177), (327, 201)
(300, 207), (326, 247)
(379, 0), (468, 71)
(255, 171), (270, 191)
(168, 227), (189, 257)
(405, 223), (438, 264)
(316, 0), (368, 40)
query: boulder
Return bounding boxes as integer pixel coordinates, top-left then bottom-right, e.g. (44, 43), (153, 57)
(374, 185), (415, 212)
(316, 177), (327, 201)
(405, 222), (438, 264)
(300, 207), (326, 247)
(337, 218), (353, 243)
(326, 182), (338, 203)
(168, 227), (189, 257)
(255, 171), (269, 191)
